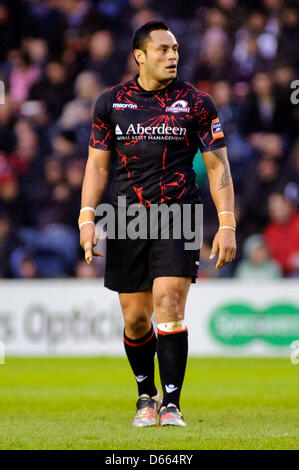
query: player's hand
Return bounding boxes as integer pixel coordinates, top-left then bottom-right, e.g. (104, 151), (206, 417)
(79, 223), (103, 264)
(209, 228), (236, 269)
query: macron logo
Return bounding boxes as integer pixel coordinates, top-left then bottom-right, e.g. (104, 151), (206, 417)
(165, 384), (179, 393)
(135, 375), (148, 383)
(113, 103), (137, 109)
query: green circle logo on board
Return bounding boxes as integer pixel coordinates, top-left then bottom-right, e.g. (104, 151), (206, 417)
(209, 303), (299, 346)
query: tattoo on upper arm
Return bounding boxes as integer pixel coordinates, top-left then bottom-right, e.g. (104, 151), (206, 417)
(211, 148), (232, 190)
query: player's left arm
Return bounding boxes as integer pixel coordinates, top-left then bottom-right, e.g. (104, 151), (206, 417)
(201, 146), (237, 269)
(195, 92), (237, 269)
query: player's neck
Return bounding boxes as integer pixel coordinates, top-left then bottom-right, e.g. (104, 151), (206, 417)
(137, 73), (173, 92)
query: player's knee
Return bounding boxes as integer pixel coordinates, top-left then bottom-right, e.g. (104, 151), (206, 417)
(124, 311), (151, 337)
(154, 290), (182, 321)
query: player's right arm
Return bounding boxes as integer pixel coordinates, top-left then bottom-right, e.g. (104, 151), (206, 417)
(79, 90), (114, 264)
(79, 146), (112, 264)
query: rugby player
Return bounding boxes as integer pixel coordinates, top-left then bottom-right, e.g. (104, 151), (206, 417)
(79, 21), (236, 427)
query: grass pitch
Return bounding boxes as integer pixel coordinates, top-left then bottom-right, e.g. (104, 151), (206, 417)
(0, 357), (298, 450)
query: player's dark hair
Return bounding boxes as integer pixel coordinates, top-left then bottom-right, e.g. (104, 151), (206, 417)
(132, 21), (170, 65)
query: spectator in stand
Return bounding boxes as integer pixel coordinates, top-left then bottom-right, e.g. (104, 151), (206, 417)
(59, 71), (104, 154)
(235, 234), (281, 279)
(264, 192), (299, 276)
(0, 2), (19, 62)
(130, 7), (158, 33)
(6, 119), (45, 224)
(241, 154), (286, 234)
(151, 0), (197, 21)
(44, 158), (64, 189)
(212, 81), (244, 136)
(57, 0), (108, 37)
(19, 0), (67, 57)
(285, 139), (299, 198)
(49, 130), (78, 162)
(29, 61), (74, 121)
(18, 255), (38, 279)
(38, 182), (72, 228)
(0, 174), (31, 227)
(9, 50), (40, 105)
(32, 158), (65, 224)
(22, 38), (48, 69)
(212, 80), (252, 188)
(193, 27), (231, 91)
(276, 4), (299, 69)
(8, 119), (40, 179)
(248, 132), (284, 160)
(214, 0), (243, 36)
(0, 209), (22, 278)
(86, 30), (125, 86)
(245, 72), (291, 134)
(59, 71), (103, 131)
(64, 159), (85, 228)
(232, 12), (270, 83)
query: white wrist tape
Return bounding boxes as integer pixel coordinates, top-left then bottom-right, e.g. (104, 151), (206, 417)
(218, 211), (234, 216)
(157, 320), (186, 333)
(218, 225), (236, 232)
(79, 221), (95, 230)
(80, 207), (96, 214)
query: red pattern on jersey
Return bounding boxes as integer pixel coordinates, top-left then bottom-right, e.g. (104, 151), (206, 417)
(89, 76), (225, 206)
(133, 187), (151, 207)
(159, 148), (186, 203)
(89, 117), (112, 149)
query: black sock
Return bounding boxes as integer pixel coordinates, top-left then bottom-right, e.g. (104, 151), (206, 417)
(124, 324), (157, 398)
(157, 329), (188, 410)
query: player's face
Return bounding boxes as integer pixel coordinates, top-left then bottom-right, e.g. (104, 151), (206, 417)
(143, 30), (179, 82)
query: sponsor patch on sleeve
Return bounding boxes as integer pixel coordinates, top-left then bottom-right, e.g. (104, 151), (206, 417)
(211, 118), (224, 139)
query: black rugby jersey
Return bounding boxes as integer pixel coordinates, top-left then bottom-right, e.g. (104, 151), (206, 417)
(89, 75), (226, 206)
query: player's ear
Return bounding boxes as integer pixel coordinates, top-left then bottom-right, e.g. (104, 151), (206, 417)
(134, 49), (145, 66)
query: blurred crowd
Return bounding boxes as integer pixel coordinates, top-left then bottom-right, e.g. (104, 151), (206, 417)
(0, 0), (298, 279)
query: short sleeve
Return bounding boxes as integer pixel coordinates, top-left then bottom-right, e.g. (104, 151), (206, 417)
(195, 93), (226, 153)
(89, 91), (113, 150)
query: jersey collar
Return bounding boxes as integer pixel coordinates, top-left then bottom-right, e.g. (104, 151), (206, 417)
(134, 74), (178, 95)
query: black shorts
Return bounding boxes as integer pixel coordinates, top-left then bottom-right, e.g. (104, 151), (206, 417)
(103, 204), (200, 293)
